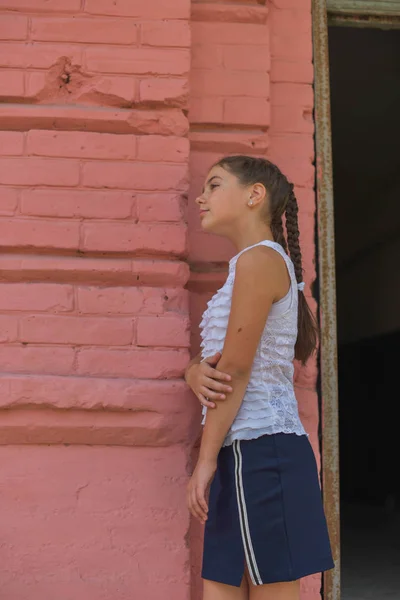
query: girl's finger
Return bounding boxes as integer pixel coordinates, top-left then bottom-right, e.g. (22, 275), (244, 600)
(203, 377), (232, 394)
(195, 486), (208, 522)
(192, 488), (205, 523)
(196, 485), (209, 516)
(205, 366), (231, 382)
(198, 394), (216, 409)
(199, 386), (224, 402)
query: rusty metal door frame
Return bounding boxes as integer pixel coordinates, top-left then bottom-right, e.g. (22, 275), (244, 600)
(312, 2), (400, 599)
(311, 2), (340, 600)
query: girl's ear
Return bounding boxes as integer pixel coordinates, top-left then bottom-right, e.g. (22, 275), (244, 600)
(248, 183), (266, 207)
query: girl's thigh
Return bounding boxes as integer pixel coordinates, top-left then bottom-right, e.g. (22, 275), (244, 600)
(248, 579), (300, 600)
(203, 576), (249, 600)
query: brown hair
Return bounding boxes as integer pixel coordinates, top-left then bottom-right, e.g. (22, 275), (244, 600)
(213, 155), (318, 364)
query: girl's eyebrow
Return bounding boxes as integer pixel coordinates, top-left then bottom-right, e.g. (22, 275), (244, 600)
(202, 175), (222, 194)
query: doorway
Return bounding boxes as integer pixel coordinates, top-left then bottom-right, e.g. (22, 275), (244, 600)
(329, 24), (400, 600)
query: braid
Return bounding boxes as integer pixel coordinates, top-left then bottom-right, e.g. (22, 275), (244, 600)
(285, 188), (303, 285)
(271, 218), (288, 254)
(285, 186), (318, 364)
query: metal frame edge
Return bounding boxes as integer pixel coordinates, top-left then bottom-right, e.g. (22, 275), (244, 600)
(311, 1), (341, 599)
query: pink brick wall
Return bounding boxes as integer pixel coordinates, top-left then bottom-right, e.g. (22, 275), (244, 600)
(0, 1), (320, 599)
(188, 2), (320, 599)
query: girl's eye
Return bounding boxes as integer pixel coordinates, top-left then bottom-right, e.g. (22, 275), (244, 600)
(210, 184), (219, 190)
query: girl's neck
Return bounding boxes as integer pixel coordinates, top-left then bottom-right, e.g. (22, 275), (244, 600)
(231, 228), (274, 253)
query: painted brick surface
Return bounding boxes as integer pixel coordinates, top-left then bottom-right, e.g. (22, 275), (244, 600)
(0, 1), (193, 599)
(0, 0), (322, 599)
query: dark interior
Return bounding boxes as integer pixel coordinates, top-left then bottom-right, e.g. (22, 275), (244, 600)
(328, 25), (400, 599)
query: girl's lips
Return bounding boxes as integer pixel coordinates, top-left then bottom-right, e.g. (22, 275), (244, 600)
(199, 210), (209, 216)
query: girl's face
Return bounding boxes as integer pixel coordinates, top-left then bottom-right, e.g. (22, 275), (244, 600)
(196, 165), (250, 235)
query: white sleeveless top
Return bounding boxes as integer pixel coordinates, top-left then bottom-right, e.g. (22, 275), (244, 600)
(200, 240), (307, 447)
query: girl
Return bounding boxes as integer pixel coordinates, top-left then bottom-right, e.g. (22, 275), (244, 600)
(184, 156), (334, 600)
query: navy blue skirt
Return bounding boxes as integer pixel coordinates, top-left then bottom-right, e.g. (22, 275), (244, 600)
(202, 433), (334, 587)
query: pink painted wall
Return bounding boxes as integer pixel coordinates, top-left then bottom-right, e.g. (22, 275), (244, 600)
(0, 1), (320, 599)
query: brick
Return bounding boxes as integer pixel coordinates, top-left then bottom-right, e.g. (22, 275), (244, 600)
(77, 348), (188, 378)
(31, 17), (138, 44)
(271, 9), (311, 36)
(0, 104), (188, 137)
(24, 71), (46, 97)
(273, 0), (311, 6)
(77, 287), (145, 315)
(297, 387), (319, 425)
(85, 47), (189, 76)
(163, 288), (189, 313)
(269, 134), (314, 162)
(89, 75), (136, 104)
(297, 210), (316, 243)
(82, 161), (188, 191)
(271, 106), (313, 134)
(274, 158), (314, 188)
(223, 45), (270, 72)
(137, 316), (189, 348)
(192, 3), (267, 24)
(0, 43), (82, 69)
(81, 222), (187, 255)
(189, 97), (224, 124)
(20, 316), (133, 346)
(137, 194), (183, 222)
(0, 255), (189, 287)
(139, 78), (188, 106)
(77, 286), (187, 315)
(192, 45), (222, 70)
(295, 187), (315, 213)
(0, 316), (18, 343)
(0, 70), (25, 97)
(0, 132), (24, 155)
(271, 60), (313, 84)
(191, 70), (269, 97)
(272, 33), (312, 61)
(0, 188), (19, 215)
(0, 373), (188, 411)
(0, 345), (75, 375)
(273, 83), (313, 108)
(224, 98), (270, 126)
(0, 16), (28, 40)
(0, 0), (81, 10)
(21, 189), (135, 219)
(25, 72), (137, 105)
(27, 131), (137, 160)
(192, 23), (268, 46)
(84, 0), (189, 19)
(0, 158), (79, 186)
(190, 130), (268, 154)
(0, 219), (80, 250)
(141, 21), (190, 48)
(137, 136), (189, 163)
(131, 260), (189, 287)
(0, 283), (73, 312)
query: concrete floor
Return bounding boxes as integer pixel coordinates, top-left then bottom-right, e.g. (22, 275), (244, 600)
(341, 503), (400, 600)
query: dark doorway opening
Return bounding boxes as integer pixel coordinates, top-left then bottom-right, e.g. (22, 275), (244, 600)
(329, 25), (400, 599)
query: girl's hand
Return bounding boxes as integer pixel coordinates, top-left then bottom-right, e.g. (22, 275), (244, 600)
(185, 352), (233, 409)
(187, 459), (216, 524)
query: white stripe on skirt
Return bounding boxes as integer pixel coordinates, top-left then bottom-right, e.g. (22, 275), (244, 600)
(233, 440), (263, 586)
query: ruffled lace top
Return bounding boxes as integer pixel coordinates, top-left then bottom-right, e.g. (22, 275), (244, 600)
(200, 240), (306, 447)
